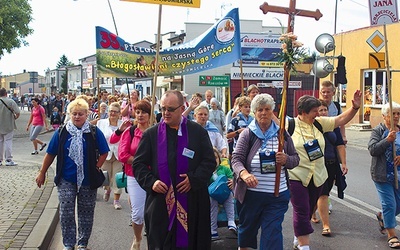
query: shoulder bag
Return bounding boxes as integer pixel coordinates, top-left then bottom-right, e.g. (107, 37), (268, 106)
(208, 175), (231, 204)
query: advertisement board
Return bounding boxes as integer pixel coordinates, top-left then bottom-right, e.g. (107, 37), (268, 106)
(233, 33), (283, 68)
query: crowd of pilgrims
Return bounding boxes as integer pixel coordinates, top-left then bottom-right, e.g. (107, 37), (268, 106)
(29, 83), (369, 250)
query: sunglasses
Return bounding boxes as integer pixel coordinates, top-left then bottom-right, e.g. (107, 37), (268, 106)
(160, 105), (182, 113)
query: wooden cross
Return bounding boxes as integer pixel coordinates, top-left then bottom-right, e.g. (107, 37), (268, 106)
(259, 0), (323, 196)
(260, 0), (323, 33)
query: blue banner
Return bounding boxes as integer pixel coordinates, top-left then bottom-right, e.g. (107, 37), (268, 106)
(96, 8), (241, 78)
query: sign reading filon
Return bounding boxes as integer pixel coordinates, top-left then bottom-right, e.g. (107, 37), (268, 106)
(369, 0), (399, 26)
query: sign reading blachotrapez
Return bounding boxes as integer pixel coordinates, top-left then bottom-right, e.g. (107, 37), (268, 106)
(95, 8), (241, 78)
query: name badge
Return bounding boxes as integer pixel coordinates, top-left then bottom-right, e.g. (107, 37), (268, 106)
(303, 139), (324, 161)
(259, 150), (276, 174)
(182, 148), (195, 159)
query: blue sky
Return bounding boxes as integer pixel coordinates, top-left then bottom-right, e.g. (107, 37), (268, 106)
(0, 0), (370, 76)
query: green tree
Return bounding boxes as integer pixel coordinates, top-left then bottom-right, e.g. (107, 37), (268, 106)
(56, 55), (74, 94)
(0, 0), (33, 59)
(57, 54), (74, 68)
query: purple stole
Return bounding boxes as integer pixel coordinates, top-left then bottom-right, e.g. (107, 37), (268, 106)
(157, 116), (189, 247)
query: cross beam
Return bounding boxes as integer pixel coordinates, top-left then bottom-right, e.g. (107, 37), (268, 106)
(259, 0), (322, 197)
(260, 0), (322, 33)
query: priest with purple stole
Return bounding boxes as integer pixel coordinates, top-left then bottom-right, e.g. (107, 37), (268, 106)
(133, 90), (216, 250)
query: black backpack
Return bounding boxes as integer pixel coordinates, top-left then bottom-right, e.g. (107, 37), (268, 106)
(333, 101), (341, 116)
(287, 118), (323, 136)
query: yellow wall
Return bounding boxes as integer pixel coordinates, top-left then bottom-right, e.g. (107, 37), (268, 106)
(321, 22), (400, 128)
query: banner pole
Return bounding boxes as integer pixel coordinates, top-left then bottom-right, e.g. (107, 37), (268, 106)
(383, 24), (397, 189)
(240, 59), (244, 96)
(150, 4), (163, 125)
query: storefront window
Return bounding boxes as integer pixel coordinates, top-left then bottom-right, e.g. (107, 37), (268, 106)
(333, 73), (346, 105)
(363, 70), (388, 122)
(339, 84), (346, 104)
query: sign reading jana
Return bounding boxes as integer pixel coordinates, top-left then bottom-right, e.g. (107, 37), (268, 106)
(369, 0), (399, 26)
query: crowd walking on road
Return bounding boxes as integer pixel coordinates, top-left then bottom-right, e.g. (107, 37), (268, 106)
(0, 82), (390, 250)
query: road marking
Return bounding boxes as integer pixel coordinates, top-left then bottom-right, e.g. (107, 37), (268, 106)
(331, 189), (400, 229)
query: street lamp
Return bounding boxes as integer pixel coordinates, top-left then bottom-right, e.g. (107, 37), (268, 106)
(312, 33), (336, 95)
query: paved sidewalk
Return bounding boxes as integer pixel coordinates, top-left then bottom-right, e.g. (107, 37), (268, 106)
(0, 109), (374, 250)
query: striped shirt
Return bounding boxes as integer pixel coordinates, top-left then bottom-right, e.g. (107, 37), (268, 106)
(247, 136), (288, 193)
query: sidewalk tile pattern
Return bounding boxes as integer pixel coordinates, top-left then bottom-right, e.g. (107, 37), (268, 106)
(0, 165), (54, 249)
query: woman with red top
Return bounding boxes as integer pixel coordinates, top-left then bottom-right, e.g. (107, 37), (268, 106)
(110, 100), (151, 250)
(26, 97), (48, 155)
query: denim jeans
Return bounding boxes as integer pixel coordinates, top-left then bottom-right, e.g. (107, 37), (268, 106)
(236, 189), (290, 250)
(374, 181), (400, 229)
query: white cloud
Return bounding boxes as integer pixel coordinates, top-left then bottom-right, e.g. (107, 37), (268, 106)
(0, 0), (371, 75)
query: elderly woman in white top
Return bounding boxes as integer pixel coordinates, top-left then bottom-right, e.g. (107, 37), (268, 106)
(97, 102), (124, 209)
(194, 105), (228, 158)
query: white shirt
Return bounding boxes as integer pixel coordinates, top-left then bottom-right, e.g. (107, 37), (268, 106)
(96, 118), (123, 160)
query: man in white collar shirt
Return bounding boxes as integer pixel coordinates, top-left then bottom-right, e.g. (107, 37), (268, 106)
(200, 89), (213, 110)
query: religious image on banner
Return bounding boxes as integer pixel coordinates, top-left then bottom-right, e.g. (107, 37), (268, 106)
(95, 8), (241, 78)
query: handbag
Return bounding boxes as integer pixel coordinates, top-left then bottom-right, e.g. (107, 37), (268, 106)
(115, 171), (127, 189)
(208, 175), (231, 204)
(91, 168), (108, 189)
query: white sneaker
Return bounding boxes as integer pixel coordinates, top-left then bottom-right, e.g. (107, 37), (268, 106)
(5, 160), (18, 166)
(114, 200), (122, 210)
(293, 236), (299, 249)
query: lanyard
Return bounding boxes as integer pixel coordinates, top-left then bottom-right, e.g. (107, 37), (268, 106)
(297, 118), (317, 144)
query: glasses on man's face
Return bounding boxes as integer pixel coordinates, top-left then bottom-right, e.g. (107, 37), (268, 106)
(392, 112), (400, 116)
(160, 105), (182, 113)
